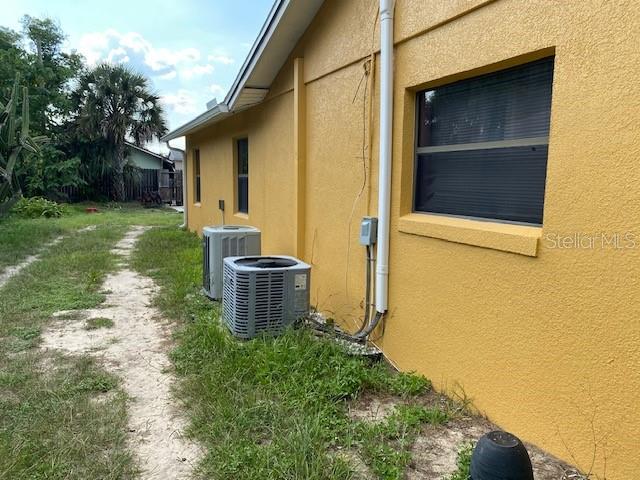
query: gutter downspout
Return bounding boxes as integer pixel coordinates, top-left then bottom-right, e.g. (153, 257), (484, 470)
(181, 147), (187, 228)
(354, 0), (394, 341)
(375, 0), (395, 315)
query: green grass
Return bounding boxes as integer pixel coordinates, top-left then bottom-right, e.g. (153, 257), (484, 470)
(447, 442), (474, 480)
(352, 404), (450, 479)
(0, 202), (180, 270)
(85, 317), (115, 330)
(132, 226), (444, 480)
(0, 205), (180, 479)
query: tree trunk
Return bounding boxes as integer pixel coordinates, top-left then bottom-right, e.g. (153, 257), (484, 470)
(113, 146), (126, 202)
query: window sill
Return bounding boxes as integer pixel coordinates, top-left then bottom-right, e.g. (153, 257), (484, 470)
(397, 213), (541, 257)
(193, 202), (201, 208)
(234, 212), (249, 220)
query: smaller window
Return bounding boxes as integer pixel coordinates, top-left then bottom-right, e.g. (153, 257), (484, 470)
(193, 148), (201, 203)
(236, 138), (248, 213)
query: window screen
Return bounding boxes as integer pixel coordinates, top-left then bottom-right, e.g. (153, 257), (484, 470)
(194, 148), (201, 203)
(414, 57), (554, 225)
(237, 138), (248, 213)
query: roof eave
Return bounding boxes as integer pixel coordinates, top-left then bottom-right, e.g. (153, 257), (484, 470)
(161, 104), (229, 141)
(161, 0), (324, 142)
(125, 141), (165, 159)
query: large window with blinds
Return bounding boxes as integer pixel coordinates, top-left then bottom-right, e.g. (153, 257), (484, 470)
(414, 57), (554, 225)
(236, 138), (249, 214)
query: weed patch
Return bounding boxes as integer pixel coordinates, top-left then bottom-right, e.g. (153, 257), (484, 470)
(352, 405), (450, 479)
(85, 317), (115, 330)
(447, 442), (474, 480)
(11, 197), (66, 218)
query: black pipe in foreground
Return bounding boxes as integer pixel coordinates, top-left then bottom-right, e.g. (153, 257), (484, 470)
(471, 431), (534, 480)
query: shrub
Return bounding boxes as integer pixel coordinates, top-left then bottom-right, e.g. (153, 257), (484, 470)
(11, 196), (65, 218)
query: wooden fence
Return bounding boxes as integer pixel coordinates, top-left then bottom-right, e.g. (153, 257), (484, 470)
(58, 169), (182, 204)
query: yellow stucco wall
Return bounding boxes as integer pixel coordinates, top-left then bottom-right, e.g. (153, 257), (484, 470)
(186, 1), (640, 477)
(186, 90), (296, 254)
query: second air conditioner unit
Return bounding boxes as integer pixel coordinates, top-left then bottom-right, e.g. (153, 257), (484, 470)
(202, 225), (261, 300)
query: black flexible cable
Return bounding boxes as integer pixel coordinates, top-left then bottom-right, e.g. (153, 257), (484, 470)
(354, 245), (373, 335)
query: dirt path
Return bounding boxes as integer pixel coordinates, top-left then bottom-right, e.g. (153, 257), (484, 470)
(0, 225), (97, 290)
(0, 236), (64, 289)
(41, 226), (202, 479)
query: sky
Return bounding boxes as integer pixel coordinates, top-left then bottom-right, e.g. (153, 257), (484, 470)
(2, 0), (274, 150)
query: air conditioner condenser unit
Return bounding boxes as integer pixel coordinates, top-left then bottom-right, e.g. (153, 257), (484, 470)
(202, 225), (261, 300)
(222, 255), (310, 339)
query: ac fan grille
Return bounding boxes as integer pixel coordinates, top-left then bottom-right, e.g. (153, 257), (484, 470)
(253, 272), (285, 334)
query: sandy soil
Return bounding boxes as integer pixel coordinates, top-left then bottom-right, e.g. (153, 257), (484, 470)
(41, 226), (202, 479)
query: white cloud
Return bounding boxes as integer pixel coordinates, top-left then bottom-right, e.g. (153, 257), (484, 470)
(107, 47), (128, 63)
(209, 83), (226, 97)
(77, 31), (111, 65)
(146, 46), (200, 71)
(161, 90), (199, 115)
(159, 70), (177, 80)
(116, 31), (149, 52)
(77, 29), (202, 72)
(208, 54), (234, 65)
(181, 64), (214, 79)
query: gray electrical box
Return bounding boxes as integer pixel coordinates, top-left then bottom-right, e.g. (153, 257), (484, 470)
(359, 217), (378, 246)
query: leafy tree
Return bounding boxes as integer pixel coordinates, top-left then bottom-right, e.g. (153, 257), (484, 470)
(0, 17), (82, 137)
(20, 144), (84, 199)
(0, 27), (28, 103)
(0, 17), (83, 198)
(72, 63), (167, 201)
(0, 27), (21, 50)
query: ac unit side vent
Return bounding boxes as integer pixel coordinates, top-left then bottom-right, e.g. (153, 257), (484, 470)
(203, 235), (211, 293)
(202, 225), (261, 300)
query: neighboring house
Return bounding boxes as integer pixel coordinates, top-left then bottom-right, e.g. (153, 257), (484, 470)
(166, 146), (185, 209)
(125, 142), (173, 171)
(162, 1), (640, 478)
(121, 142), (183, 205)
(167, 146), (185, 171)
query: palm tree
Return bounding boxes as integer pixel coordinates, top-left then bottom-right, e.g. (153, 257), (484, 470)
(72, 63), (167, 201)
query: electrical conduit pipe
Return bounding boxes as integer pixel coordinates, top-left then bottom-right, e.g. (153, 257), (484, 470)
(356, 0), (395, 339)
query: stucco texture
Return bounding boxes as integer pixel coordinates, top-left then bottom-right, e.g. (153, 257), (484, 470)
(186, 1), (640, 477)
(187, 92), (296, 254)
